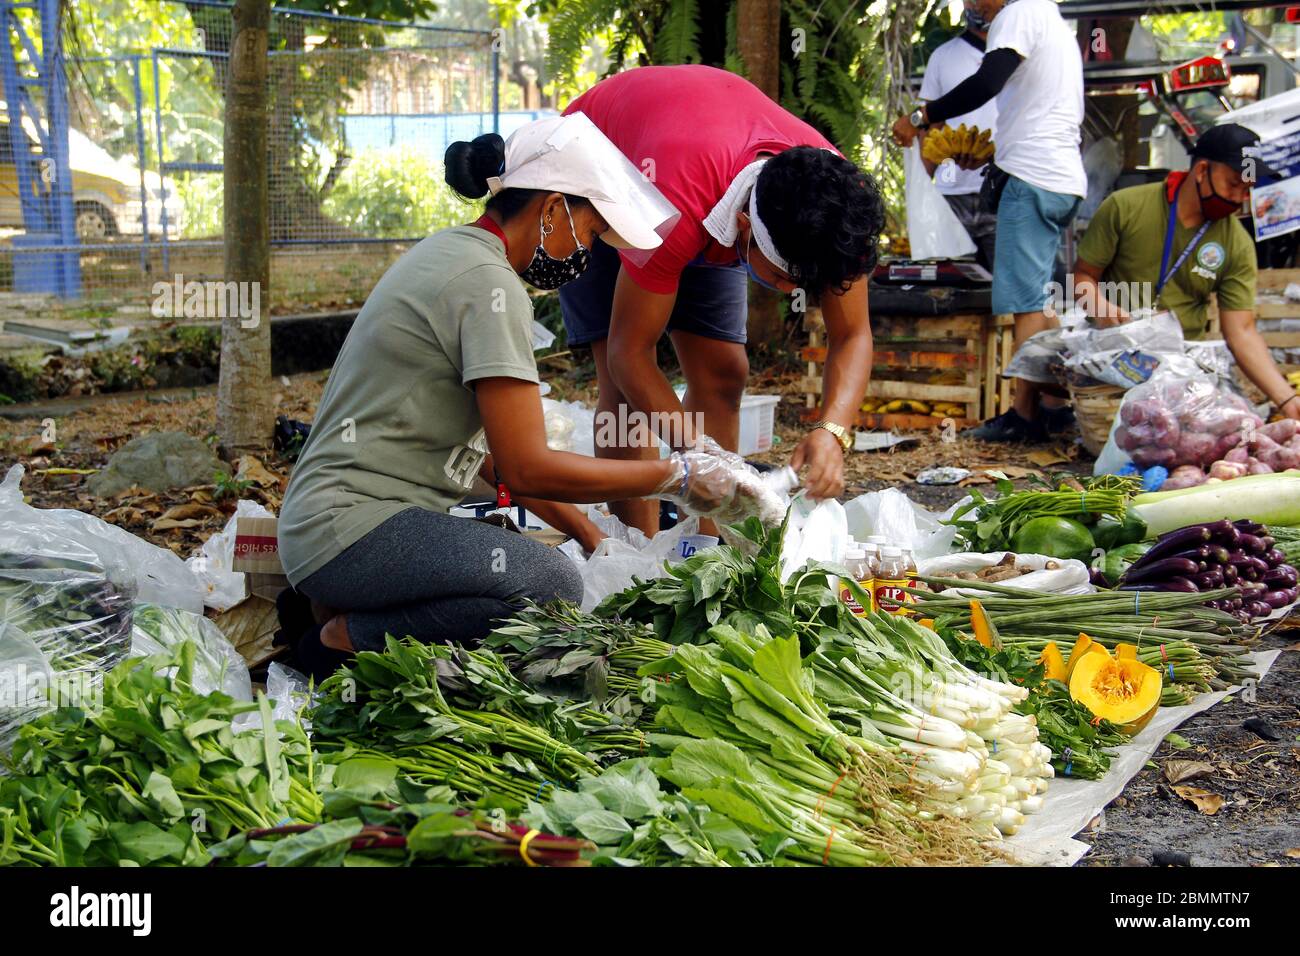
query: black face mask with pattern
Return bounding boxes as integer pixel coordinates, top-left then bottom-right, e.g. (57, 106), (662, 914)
(520, 197), (590, 290)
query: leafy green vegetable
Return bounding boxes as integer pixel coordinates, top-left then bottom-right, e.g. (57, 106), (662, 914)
(945, 474), (1138, 553)
(0, 644), (321, 866)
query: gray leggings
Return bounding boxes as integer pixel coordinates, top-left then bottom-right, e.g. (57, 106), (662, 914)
(296, 508), (584, 652)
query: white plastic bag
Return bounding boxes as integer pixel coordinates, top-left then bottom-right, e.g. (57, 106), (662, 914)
(904, 142), (977, 260)
(916, 552), (1094, 597)
(576, 517), (713, 611)
(186, 499), (274, 612)
(779, 498), (848, 583)
(843, 488), (958, 560)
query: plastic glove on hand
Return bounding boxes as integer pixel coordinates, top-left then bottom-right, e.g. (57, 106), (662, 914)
(657, 452), (791, 527)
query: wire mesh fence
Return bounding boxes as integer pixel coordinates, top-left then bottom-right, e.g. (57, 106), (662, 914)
(0, 0), (530, 330)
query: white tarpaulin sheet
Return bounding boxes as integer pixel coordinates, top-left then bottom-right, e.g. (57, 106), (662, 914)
(1005, 649), (1282, 865)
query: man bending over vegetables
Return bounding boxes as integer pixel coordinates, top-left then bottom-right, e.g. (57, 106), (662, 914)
(1072, 124), (1298, 422)
(558, 65), (885, 536)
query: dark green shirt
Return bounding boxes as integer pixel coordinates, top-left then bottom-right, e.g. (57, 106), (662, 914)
(1076, 180), (1256, 339)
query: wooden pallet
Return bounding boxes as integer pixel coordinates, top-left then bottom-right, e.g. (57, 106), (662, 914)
(1206, 268), (1300, 371)
(801, 306), (1013, 428)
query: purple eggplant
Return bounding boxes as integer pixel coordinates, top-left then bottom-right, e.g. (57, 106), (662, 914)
(1123, 557), (1201, 584)
(1249, 555), (1271, 574)
(1223, 564), (1239, 585)
(1239, 533), (1268, 554)
(1262, 589), (1296, 609)
(1140, 526), (1213, 564)
(1233, 519), (1265, 535)
(1194, 570), (1224, 590)
(1214, 523), (1242, 548)
(1263, 566), (1298, 589)
(1264, 548), (1287, 568)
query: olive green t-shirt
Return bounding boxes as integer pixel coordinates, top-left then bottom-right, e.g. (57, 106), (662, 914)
(278, 226), (537, 584)
(1076, 180), (1256, 339)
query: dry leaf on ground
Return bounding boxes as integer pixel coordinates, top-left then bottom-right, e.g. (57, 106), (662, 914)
(1163, 759), (1215, 785)
(1172, 785), (1225, 815)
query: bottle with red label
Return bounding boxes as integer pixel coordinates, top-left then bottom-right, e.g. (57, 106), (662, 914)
(839, 547), (873, 617)
(874, 546), (916, 615)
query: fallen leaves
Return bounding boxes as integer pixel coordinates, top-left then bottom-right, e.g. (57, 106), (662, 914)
(1172, 786), (1225, 815)
(1025, 448), (1071, 467)
(235, 455), (281, 489)
(1285, 848), (1300, 859)
(1163, 759), (1215, 785)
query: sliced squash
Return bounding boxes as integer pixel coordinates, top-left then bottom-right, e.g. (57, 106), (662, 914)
(1039, 642), (1068, 682)
(916, 618), (936, 631)
(1068, 651), (1162, 735)
(969, 599), (1001, 649)
(1116, 643), (1139, 661)
(1063, 632), (1110, 681)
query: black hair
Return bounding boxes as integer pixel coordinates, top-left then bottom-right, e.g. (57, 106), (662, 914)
(445, 133), (590, 221)
(754, 146), (885, 294)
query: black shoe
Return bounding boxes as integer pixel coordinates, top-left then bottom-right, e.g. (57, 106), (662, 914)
(1039, 403), (1076, 435)
(962, 409), (1049, 443)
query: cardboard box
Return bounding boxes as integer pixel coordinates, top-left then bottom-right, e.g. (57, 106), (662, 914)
(233, 516), (284, 574)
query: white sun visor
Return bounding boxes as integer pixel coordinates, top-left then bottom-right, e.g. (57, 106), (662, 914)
(485, 111), (680, 262)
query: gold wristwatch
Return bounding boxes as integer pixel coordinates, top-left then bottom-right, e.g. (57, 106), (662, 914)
(812, 420), (852, 452)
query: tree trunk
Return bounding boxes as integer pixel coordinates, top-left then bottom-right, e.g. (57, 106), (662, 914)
(217, 0), (272, 457)
(736, 0), (784, 350)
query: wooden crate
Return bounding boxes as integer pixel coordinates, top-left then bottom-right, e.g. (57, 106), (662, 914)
(1206, 269), (1300, 371)
(800, 307), (1014, 429)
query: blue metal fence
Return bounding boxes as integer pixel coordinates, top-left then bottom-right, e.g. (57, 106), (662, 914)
(0, 0), (498, 308)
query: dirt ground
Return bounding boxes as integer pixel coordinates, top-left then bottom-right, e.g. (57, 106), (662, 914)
(1, 368), (1296, 867)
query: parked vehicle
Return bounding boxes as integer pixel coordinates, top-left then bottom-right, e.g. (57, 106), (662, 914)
(0, 109), (180, 241)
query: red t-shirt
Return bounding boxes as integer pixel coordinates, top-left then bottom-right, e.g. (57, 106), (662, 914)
(563, 65), (838, 294)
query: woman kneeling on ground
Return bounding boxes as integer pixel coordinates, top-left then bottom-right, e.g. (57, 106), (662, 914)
(277, 115), (768, 679)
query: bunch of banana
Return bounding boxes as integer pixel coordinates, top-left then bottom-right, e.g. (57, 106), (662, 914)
(879, 399), (933, 414)
(1285, 369), (1300, 388)
(921, 123), (994, 168)
(929, 401), (966, 418)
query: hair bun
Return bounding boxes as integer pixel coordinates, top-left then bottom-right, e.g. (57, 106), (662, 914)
(445, 133), (506, 199)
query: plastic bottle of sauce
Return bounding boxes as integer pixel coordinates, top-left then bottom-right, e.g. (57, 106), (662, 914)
(839, 548), (872, 617)
(901, 547), (923, 595)
(875, 546), (914, 615)
(859, 540), (881, 612)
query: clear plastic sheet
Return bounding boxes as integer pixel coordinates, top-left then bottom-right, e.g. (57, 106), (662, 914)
(0, 516), (134, 751)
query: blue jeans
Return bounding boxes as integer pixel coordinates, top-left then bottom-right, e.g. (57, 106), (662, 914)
(991, 175), (1081, 315)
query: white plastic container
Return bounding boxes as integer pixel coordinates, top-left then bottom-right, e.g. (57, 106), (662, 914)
(738, 393), (781, 456)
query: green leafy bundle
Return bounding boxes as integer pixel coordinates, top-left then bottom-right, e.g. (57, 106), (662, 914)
(211, 756), (594, 868)
(641, 624), (995, 865)
(944, 474), (1138, 553)
(525, 758), (765, 867)
(310, 638), (615, 803)
(0, 644), (321, 866)
(595, 516), (844, 646)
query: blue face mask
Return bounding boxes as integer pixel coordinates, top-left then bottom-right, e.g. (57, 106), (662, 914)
(736, 233), (784, 292)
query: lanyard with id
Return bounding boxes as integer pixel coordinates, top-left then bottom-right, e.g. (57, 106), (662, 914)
(1156, 197), (1211, 299)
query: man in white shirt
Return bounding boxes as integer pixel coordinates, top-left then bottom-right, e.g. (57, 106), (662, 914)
(919, 5), (999, 268)
(894, 0), (1087, 442)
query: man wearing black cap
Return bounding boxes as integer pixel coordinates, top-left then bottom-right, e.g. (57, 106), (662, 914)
(1073, 124), (1299, 420)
